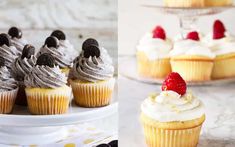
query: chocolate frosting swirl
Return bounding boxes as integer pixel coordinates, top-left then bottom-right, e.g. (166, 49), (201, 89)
(11, 38), (28, 53)
(24, 65), (67, 88)
(12, 55), (36, 81)
(71, 48), (114, 82)
(0, 66), (18, 92)
(37, 45), (72, 68)
(0, 45), (20, 69)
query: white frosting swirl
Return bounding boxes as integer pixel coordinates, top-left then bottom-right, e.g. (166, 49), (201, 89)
(170, 40), (215, 58)
(141, 90), (205, 122)
(59, 40), (78, 61)
(137, 33), (172, 60)
(203, 33), (235, 55)
(11, 37), (28, 53)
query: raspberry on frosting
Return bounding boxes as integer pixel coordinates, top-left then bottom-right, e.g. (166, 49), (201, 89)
(213, 19), (226, 40)
(186, 31), (200, 41)
(152, 26), (166, 40)
(162, 72), (187, 95)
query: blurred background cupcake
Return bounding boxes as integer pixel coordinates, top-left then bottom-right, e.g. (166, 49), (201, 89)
(137, 25), (172, 79)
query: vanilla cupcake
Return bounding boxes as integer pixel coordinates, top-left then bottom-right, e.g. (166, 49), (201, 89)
(164, 0), (205, 7)
(37, 36), (73, 76)
(24, 53), (71, 115)
(0, 57), (18, 114)
(12, 44), (36, 106)
(0, 33), (20, 70)
(203, 20), (235, 79)
(205, 0), (232, 6)
(69, 38), (115, 107)
(137, 26), (172, 79)
(140, 72), (205, 147)
(170, 31), (215, 82)
(8, 27), (28, 54)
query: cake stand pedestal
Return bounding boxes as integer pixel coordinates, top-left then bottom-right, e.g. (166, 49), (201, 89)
(141, 0), (235, 37)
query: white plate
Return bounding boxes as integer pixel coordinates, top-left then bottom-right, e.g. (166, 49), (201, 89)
(119, 57), (235, 86)
(0, 85), (118, 127)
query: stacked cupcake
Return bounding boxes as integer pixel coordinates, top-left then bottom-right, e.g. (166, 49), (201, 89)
(137, 19), (235, 82)
(0, 27), (115, 115)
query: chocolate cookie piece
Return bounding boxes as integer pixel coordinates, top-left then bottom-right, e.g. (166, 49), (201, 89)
(51, 30), (66, 40)
(0, 33), (12, 47)
(44, 36), (59, 48)
(83, 45), (100, 58)
(108, 140), (118, 147)
(21, 44), (35, 59)
(96, 144), (111, 147)
(36, 53), (55, 68)
(0, 57), (5, 68)
(8, 27), (22, 39)
(82, 38), (99, 50)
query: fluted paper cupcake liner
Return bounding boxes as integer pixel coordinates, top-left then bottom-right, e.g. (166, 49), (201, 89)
(164, 0), (204, 7)
(205, 0), (232, 6)
(0, 88), (18, 114)
(171, 59), (213, 82)
(137, 51), (171, 79)
(70, 78), (115, 108)
(141, 114), (205, 147)
(212, 54), (235, 79)
(25, 86), (71, 115)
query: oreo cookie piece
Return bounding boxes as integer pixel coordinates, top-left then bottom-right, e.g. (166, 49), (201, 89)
(8, 27), (22, 39)
(44, 36), (59, 48)
(36, 53), (55, 68)
(21, 44), (35, 59)
(0, 33), (12, 47)
(51, 30), (66, 40)
(0, 57), (5, 68)
(82, 38), (99, 50)
(96, 144), (111, 147)
(108, 140), (118, 147)
(83, 45), (100, 58)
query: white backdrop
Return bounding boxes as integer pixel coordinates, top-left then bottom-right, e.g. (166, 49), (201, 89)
(119, 0), (235, 55)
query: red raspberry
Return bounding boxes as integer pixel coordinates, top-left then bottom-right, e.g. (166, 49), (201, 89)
(152, 26), (166, 40)
(186, 31), (200, 41)
(213, 20), (226, 39)
(162, 72), (187, 95)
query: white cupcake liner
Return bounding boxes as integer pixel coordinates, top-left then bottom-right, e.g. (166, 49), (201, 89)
(0, 88), (18, 114)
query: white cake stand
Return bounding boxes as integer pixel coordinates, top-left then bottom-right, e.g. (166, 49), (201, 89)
(0, 86), (118, 145)
(141, 0), (235, 36)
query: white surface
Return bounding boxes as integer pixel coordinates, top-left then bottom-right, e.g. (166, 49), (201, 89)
(119, 74), (235, 147)
(119, 57), (235, 85)
(119, 0), (235, 55)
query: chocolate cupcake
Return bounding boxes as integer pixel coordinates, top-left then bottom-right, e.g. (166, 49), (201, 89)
(0, 57), (18, 114)
(50, 30), (78, 61)
(24, 53), (71, 115)
(12, 44), (37, 106)
(69, 38), (115, 107)
(0, 33), (21, 70)
(37, 36), (73, 76)
(8, 27), (28, 54)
